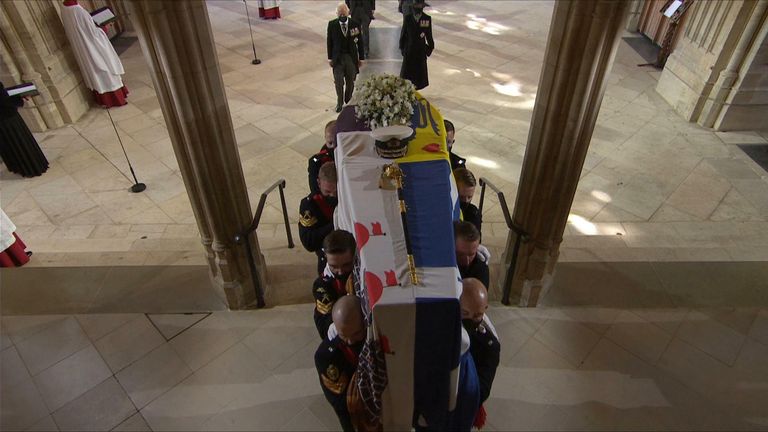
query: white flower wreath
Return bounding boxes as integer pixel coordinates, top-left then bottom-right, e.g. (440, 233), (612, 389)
(354, 74), (418, 129)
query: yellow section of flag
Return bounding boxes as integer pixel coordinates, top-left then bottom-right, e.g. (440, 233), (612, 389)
(398, 93), (449, 164)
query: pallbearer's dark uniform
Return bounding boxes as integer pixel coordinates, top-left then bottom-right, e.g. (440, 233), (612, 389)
(449, 151), (466, 170)
(468, 317), (500, 405)
(459, 255), (490, 290)
(465, 316), (500, 428)
(460, 202), (482, 236)
(307, 145), (335, 195)
(298, 193), (337, 274)
(312, 272), (353, 339)
(399, 12), (433, 90)
(315, 336), (362, 432)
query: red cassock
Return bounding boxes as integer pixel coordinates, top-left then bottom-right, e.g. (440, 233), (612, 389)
(0, 233), (30, 267)
(257, 0), (281, 19)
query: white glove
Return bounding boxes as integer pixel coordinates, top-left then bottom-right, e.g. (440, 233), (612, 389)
(477, 244), (491, 263)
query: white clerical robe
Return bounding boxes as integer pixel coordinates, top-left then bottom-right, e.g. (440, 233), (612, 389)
(0, 208), (17, 252)
(61, 3), (125, 93)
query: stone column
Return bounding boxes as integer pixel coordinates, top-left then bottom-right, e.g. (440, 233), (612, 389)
(125, 0), (267, 309)
(699, 0), (768, 130)
(503, 0), (630, 307)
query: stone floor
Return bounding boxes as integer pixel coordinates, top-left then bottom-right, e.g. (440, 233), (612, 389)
(2, 304), (768, 431)
(1, 0), (767, 274)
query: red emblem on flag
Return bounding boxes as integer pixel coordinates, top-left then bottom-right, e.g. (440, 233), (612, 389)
(354, 222), (370, 251)
(372, 222), (385, 236)
(422, 143), (440, 153)
(385, 270), (398, 286)
(365, 271), (383, 308)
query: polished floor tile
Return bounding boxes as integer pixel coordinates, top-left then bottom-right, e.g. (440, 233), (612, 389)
(113, 412), (152, 432)
(147, 313), (210, 340)
(1, 345), (31, 390)
(94, 315), (165, 373)
(1, 303), (768, 430)
(116, 344), (192, 409)
(0, 378), (50, 431)
(33, 345), (112, 412)
(52, 377), (135, 431)
(14, 317), (91, 376)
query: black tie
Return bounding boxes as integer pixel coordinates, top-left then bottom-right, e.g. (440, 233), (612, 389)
(342, 23), (348, 36)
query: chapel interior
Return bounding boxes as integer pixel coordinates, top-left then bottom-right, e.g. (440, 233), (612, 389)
(1, 0), (767, 430)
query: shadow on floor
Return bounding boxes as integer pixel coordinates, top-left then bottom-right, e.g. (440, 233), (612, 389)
(3, 260), (768, 315)
(0, 265), (227, 315)
(543, 261), (768, 308)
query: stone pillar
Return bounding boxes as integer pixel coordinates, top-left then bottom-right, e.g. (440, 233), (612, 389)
(503, 0), (630, 307)
(656, 0), (768, 130)
(125, 0), (267, 309)
(700, 0), (768, 130)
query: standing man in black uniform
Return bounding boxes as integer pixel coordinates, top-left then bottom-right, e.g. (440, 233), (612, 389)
(346, 0), (375, 58)
(461, 278), (500, 428)
(328, 2), (366, 113)
(454, 221), (489, 288)
(454, 167), (482, 236)
(299, 162), (338, 275)
(312, 229), (356, 339)
(315, 295), (366, 431)
(444, 119), (467, 170)
(308, 120), (337, 194)
(399, 1), (433, 90)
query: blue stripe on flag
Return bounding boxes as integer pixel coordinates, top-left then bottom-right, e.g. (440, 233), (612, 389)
(400, 160), (456, 268)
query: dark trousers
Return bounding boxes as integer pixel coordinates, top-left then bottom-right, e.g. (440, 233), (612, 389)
(355, 14), (371, 56)
(333, 54), (357, 106)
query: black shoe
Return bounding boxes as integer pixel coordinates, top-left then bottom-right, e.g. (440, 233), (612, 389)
(335, 104), (342, 113)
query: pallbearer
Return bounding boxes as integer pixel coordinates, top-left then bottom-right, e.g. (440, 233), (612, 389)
(61, 0), (128, 107)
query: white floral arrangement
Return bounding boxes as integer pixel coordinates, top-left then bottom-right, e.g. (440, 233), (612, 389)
(354, 74), (418, 129)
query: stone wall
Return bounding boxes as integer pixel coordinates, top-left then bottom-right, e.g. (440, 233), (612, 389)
(0, 0), (130, 132)
(657, 0), (768, 131)
(713, 4), (768, 130)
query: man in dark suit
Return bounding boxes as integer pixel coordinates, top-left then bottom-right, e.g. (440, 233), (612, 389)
(328, 3), (366, 113)
(308, 120), (337, 194)
(345, 0), (375, 58)
(454, 167), (482, 236)
(399, 1), (433, 90)
(454, 221), (489, 289)
(311, 230), (356, 339)
(315, 295), (366, 431)
(444, 119), (467, 170)
(460, 278), (500, 429)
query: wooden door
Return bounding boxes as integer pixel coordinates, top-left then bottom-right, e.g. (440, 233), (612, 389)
(639, 0), (673, 44)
